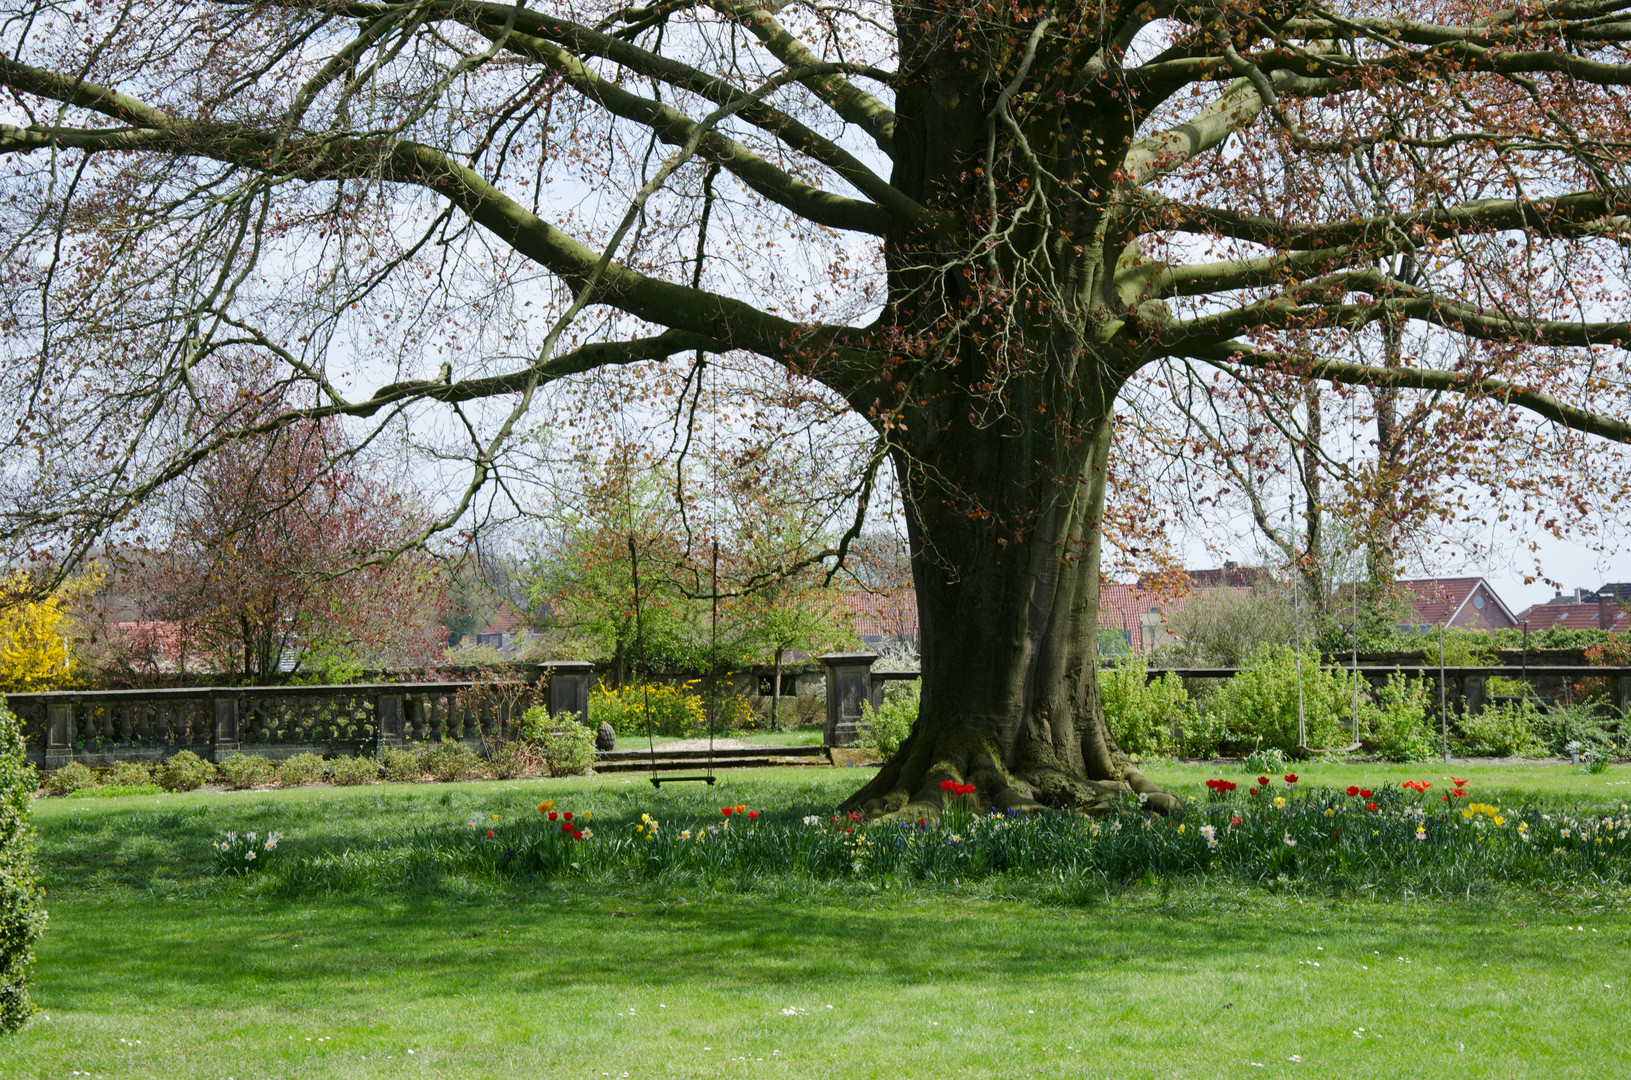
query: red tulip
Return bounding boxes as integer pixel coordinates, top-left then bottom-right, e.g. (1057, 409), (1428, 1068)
(548, 812), (558, 821)
(1366, 802), (1377, 811)
(572, 830), (583, 840)
(1230, 816), (1242, 827)
(1359, 789), (1372, 799)
(564, 812), (573, 822)
(1249, 787), (1259, 795)
(562, 822), (573, 832)
(747, 810), (758, 820)
(940, 779), (958, 791)
(1452, 777), (1468, 787)
(486, 829), (494, 838)
(1284, 774), (1298, 785)
(1345, 786), (1360, 797)
(1258, 776), (1270, 786)
(722, 807), (732, 816)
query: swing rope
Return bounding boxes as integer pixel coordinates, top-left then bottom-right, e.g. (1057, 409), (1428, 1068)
(634, 531), (717, 788)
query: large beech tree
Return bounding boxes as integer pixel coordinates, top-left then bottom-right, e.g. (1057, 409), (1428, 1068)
(3, 0), (1631, 816)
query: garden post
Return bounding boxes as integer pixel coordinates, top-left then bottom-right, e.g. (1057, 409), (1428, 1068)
(546, 661), (593, 726)
(375, 693), (405, 755)
(820, 653), (878, 746)
(45, 701), (73, 769)
(1614, 675), (1631, 723)
(211, 694), (239, 763)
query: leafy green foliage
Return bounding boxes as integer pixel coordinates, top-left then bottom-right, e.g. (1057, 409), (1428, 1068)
(324, 756), (381, 786)
(1362, 672), (1438, 762)
(43, 761), (96, 796)
(0, 700), (44, 1032)
(379, 746), (427, 783)
(218, 753), (277, 790)
(1454, 700), (1549, 758)
(276, 753), (326, 787)
(1100, 657), (1216, 757)
(1210, 645), (1352, 752)
(521, 708), (598, 777)
(157, 750), (215, 792)
(858, 681), (918, 757)
(421, 741), (481, 782)
(105, 761), (153, 787)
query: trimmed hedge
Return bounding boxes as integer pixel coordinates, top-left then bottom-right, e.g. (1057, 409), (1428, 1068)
(0, 699), (45, 1033)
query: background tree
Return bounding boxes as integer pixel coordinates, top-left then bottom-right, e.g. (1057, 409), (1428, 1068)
(4, 0), (1631, 816)
(135, 410), (446, 681)
(0, 570), (94, 692)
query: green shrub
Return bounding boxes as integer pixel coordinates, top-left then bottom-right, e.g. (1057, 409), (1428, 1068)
(421, 741), (481, 782)
(0, 700), (45, 1032)
(1361, 672), (1437, 762)
(488, 739), (541, 780)
(521, 707), (598, 777)
(1101, 658), (1209, 757)
(105, 761), (153, 788)
(589, 680), (708, 738)
(276, 753), (326, 787)
(380, 745), (427, 783)
(1211, 645), (1351, 753)
(1533, 701), (1617, 757)
(858, 681), (918, 758)
(1454, 699), (1548, 758)
(43, 760), (96, 796)
(157, 750), (216, 792)
(324, 755), (380, 786)
(218, 753), (277, 790)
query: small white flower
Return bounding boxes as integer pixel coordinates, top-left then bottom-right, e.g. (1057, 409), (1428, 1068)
(245, 851), (257, 861)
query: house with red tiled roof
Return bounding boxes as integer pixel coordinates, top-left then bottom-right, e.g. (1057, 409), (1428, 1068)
(1099, 564), (1265, 654)
(845, 589), (919, 650)
(1396, 577), (1519, 630)
(1515, 586), (1631, 633)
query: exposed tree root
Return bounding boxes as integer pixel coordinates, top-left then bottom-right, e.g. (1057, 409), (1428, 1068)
(838, 727), (1179, 820)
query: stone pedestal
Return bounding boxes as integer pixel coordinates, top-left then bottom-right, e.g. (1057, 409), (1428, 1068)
(211, 695), (240, 763)
(545, 661), (593, 726)
(820, 652), (878, 747)
(45, 702), (73, 770)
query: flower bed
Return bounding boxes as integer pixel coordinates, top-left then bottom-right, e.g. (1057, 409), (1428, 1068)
(271, 777), (1631, 898)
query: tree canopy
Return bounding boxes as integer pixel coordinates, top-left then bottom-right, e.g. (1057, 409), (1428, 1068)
(3, 0), (1630, 813)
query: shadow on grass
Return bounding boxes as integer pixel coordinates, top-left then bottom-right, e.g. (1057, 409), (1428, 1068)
(36, 885), (1592, 1017)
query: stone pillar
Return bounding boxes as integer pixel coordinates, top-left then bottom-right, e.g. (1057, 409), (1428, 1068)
(820, 652), (878, 747)
(45, 701), (73, 770)
(1463, 675), (1486, 717)
(1615, 675), (1631, 722)
(376, 693), (405, 754)
(211, 694), (239, 763)
(546, 661), (593, 726)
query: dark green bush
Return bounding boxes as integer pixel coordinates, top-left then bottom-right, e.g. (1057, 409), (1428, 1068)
(858, 681), (918, 758)
(1361, 672), (1437, 762)
(0, 699), (46, 1033)
(218, 753), (277, 790)
(380, 746), (427, 783)
(325, 755), (381, 786)
(519, 707), (597, 777)
(1211, 645), (1351, 753)
(1454, 700), (1548, 758)
(43, 760), (95, 796)
(276, 753), (326, 786)
(157, 750), (215, 791)
(421, 741), (481, 782)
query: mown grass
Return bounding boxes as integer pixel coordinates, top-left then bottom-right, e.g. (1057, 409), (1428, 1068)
(5, 764), (1628, 1077)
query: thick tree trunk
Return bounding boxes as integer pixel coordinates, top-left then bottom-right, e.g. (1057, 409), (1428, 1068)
(838, 6), (1172, 817)
(841, 407), (1175, 818)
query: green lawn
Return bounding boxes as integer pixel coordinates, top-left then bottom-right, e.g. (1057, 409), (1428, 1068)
(4, 764), (1628, 1077)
